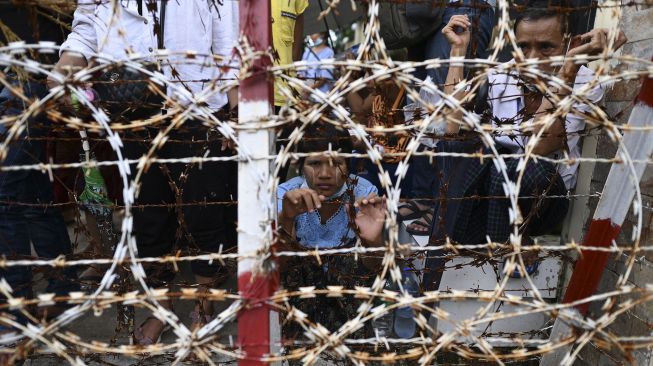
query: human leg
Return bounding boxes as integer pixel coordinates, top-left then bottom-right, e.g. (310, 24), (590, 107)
(485, 159), (568, 242)
(123, 130), (178, 345)
(404, 145), (439, 234)
(422, 139), (486, 291)
(484, 159), (568, 276)
(179, 126), (237, 330)
(0, 80), (75, 320)
(26, 186), (78, 318)
(0, 206), (33, 301)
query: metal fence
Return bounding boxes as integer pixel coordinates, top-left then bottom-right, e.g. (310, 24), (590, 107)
(0, 0), (652, 365)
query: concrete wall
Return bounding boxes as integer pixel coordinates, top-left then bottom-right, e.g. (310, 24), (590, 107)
(572, 3), (653, 365)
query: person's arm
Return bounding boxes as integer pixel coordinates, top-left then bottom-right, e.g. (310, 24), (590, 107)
(48, 52), (88, 90)
(212, 0), (240, 110)
(529, 28), (627, 156)
(346, 89), (374, 117)
(527, 99), (567, 156)
(353, 193), (386, 270)
(47, 4), (96, 90)
(278, 188), (325, 239)
(292, 13), (304, 62)
(441, 15), (472, 134)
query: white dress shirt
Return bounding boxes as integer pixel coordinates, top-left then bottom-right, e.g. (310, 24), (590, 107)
(61, 0), (239, 110)
(488, 60), (605, 190)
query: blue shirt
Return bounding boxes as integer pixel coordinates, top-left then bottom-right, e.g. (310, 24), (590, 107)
(300, 46), (335, 95)
(277, 175), (378, 249)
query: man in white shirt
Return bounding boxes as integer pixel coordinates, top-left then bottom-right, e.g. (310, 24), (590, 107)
(428, 5), (626, 276)
(48, 0), (240, 345)
(51, 0), (239, 109)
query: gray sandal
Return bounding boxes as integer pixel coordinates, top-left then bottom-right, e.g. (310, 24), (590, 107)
(133, 317), (171, 346)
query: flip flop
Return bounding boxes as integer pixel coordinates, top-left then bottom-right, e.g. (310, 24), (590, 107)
(133, 316), (171, 346)
(406, 208), (433, 236)
(398, 200), (427, 221)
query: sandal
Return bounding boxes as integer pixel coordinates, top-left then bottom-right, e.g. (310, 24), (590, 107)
(398, 200), (427, 221)
(133, 316), (171, 346)
(405, 208), (433, 236)
(189, 308), (214, 331)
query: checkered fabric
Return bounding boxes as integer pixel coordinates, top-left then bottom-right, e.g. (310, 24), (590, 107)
(451, 156), (569, 244)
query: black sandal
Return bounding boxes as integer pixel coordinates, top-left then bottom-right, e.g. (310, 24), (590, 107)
(406, 208), (433, 236)
(397, 200), (427, 221)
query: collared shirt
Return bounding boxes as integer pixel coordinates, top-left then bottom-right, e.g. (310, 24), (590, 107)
(271, 0), (309, 106)
(60, 0), (239, 110)
(277, 175), (377, 249)
(488, 60), (605, 190)
(300, 46), (335, 96)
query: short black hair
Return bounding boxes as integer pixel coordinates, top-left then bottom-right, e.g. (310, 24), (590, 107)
(297, 123), (353, 169)
(513, 6), (570, 36)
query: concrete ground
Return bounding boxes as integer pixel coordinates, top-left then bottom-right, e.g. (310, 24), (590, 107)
(21, 211), (240, 365)
(23, 267), (240, 365)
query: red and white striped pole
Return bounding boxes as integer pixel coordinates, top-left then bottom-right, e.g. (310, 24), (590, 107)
(237, 0), (276, 365)
(541, 63), (653, 365)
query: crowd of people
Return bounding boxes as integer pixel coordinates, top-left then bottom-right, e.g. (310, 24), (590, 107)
(0, 0), (628, 355)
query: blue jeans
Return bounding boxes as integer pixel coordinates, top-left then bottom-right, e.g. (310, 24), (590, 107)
(0, 79), (77, 317)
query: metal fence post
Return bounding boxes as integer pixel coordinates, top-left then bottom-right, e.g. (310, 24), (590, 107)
(237, 0), (276, 365)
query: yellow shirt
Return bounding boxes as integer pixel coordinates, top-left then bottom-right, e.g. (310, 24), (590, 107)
(271, 0), (309, 106)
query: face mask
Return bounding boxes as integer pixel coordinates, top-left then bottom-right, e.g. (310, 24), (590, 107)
(301, 179), (348, 202)
(311, 37), (324, 47)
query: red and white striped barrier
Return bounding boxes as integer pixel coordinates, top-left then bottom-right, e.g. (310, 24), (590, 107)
(541, 62), (653, 365)
(237, 1), (276, 365)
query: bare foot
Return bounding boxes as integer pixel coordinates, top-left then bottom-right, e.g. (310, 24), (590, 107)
(406, 209), (433, 236)
(133, 317), (167, 346)
(190, 301), (214, 332)
(398, 200), (431, 220)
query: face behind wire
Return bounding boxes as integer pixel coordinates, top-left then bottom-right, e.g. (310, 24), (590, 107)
(303, 155), (348, 198)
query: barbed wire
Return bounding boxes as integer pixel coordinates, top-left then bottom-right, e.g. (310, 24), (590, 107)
(0, 0), (652, 365)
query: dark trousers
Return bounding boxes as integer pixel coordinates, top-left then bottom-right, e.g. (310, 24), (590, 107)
(124, 125), (237, 287)
(406, 145), (439, 203)
(406, 0), (495, 202)
(423, 141), (569, 291)
(0, 79), (77, 323)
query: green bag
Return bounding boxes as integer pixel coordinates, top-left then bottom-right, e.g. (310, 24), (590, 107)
(79, 153), (113, 217)
(378, 0), (447, 50)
